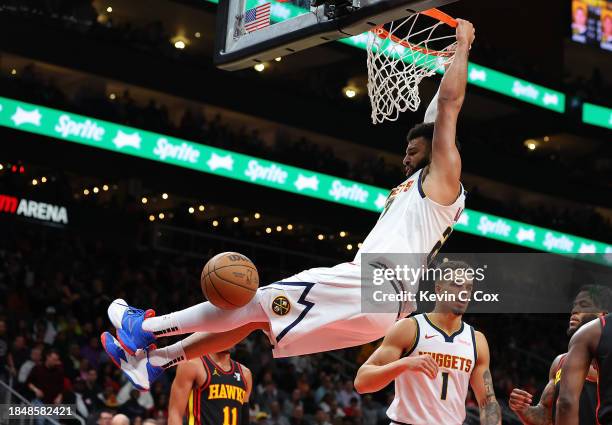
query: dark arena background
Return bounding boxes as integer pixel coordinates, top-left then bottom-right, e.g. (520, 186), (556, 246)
(0, 0), (611, 424)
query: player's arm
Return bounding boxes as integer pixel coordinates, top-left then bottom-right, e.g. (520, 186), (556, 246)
(469, 331), (501, 425)
(556, 319), (601, 425)
(509, 355), (563, 425)
(240, 364), (253, 425)
(168, 360), (203, 425)
(423, 19), (474, 205)
(354, 318), (438, 394)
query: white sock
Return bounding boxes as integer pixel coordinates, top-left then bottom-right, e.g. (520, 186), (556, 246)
(142, 294), (267, 336)
(149, 341), (187, 369)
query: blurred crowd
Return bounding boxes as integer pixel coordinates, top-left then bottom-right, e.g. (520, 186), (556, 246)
(0, 225), (571, 425)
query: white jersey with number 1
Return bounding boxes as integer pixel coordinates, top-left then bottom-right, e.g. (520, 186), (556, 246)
(387, 313), (477, 425)
(258, 169), (466, 358)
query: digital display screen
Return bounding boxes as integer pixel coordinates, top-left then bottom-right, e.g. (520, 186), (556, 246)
(571, 0), (612, 51)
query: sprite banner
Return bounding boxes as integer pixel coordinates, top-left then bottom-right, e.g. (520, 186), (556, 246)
(0, 96), (609, 257)
(212, 0), (566, 113)
(583, 102), (612, 129)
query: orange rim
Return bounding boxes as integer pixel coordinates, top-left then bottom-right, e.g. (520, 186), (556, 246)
(421, 8), (457, 28)
(371, 8), (457, 57)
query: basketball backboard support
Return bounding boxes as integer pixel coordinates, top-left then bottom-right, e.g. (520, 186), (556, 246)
(214, 0), (458, 71)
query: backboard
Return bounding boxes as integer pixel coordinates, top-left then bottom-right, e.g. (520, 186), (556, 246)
(214, 0), (458, 70)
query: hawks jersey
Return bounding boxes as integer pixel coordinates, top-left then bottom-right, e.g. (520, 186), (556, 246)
(188, 355), (247, 425)
(354, 168), (465, 264)
(387, 314), (477, 425)
(551, 354), (598, 425)
(596, 313), (612, 425)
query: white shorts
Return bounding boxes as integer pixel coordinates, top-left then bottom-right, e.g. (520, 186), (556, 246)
(257, 262), (412, 358)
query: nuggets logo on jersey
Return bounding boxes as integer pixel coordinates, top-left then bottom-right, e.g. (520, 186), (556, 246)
(272, 296), (290, 316)
(418, 351), (473, 372)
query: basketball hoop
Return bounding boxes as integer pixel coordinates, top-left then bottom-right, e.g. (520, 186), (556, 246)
(366, 9), (458, 124)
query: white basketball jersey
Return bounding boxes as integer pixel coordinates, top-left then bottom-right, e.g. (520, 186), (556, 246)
(354, 168), (465, 262)
(387, 314), (477, 425)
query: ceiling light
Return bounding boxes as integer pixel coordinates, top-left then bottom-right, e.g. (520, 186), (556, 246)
(141, 197), (148, 204)
(254, 63), (265, 72)
(149, 215), (155, 221)
(198, 205), (205, 211)
(83, 189), (90, 195)
(317, 234), (324, 240)
(158, 213), (165, 219)
(265, 227), (272, 234)
(212, 220), (219, 227)
(346, 244), (353, 250)
(93, 187), (99, 193)
(102, 184), (109, 191)
(195, 32), (201, 38)
(174, 40), (186, 49)
(339, 231), (346, 237)
(524, 139), (538, 151)
(32, 179), (38, 186)
(109, 93), (116, 100)
(106, 6), (113, 12)
(274, 57), (282, 62)
(343, 87), (357, 98)
(287, 224), (293, 230)
(276, 225), (282, 232)
(10, 69), (16, 75)
(162, 193), (168, 200)
(41, 177), (47, 183)
(254, 212), (261, 219)
(233, 217), (239, 223)
(543, 136), (550, 142)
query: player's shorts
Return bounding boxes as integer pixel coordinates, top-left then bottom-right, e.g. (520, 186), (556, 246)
(257, 262), (413, 358)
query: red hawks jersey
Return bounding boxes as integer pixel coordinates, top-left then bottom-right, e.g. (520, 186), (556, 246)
(387, 314), (477, 425)
(354, 168), (465, 264)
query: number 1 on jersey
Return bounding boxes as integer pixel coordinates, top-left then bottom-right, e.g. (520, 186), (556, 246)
(223, 406), (237, 425)
(440, 372), (449, 400)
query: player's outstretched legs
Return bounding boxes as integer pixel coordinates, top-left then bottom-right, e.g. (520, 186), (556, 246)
(107, 296), (267, 354)
(101, 323), (264, 391)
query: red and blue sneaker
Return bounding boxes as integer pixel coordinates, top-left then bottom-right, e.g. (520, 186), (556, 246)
(100, 332), (164, 391)
(108, 298), (156, 355)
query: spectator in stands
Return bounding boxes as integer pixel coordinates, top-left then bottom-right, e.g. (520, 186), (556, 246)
(313, 409), (331, 425)
(359, 395), (378, 425)
(83, 368), (105, 411)
(18, 345), (42, 385)
(290, 406), (308, 425)
(119, 389), (147, 420)
(117, 381), (154, 411)
(111, 413), (130, 425)
(0, 319), (9, 381)
(96, 409), (114, 425)
(27, 349), (64, 404)
(336, 380), (360, 408)
(9, 335), (29, 374)
(268, 401), (290, 425)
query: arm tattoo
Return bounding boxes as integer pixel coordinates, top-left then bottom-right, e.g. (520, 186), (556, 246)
(479, 370), (501, 425)
(517, 384), (554, 425)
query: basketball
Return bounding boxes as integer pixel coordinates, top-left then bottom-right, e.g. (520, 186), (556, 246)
(201, 252), (259, 309)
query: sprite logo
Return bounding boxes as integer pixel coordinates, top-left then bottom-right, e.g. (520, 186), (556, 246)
(477, 216), (511, 237)
(244, 160), (288, 184)
(329, 180), (368, 203)
(153, 138), (199, 163)
(54, 114), (105, 141)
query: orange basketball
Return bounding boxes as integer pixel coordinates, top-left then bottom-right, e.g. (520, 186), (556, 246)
(201, 252), (259, 309)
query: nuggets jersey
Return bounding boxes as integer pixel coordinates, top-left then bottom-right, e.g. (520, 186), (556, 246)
(387, 314), (477, 425)
(355, 168), (465, 264)
(188, 355), (247, 425)
(551, 354), (598, 425)
(596, 313), (612, 425)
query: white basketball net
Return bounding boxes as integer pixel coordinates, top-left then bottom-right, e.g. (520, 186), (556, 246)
(367, 12), (457, 124)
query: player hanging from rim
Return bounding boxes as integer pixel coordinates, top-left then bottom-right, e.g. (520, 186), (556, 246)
(353, 260), (501, 425)
(509, 285), (612, 425)
(556, 292), (612, 425)
(166, 348), (252, 425)
(101, 19), (476, 391)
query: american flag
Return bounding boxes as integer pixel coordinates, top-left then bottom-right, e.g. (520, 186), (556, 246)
(244, 2), (271, 33)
